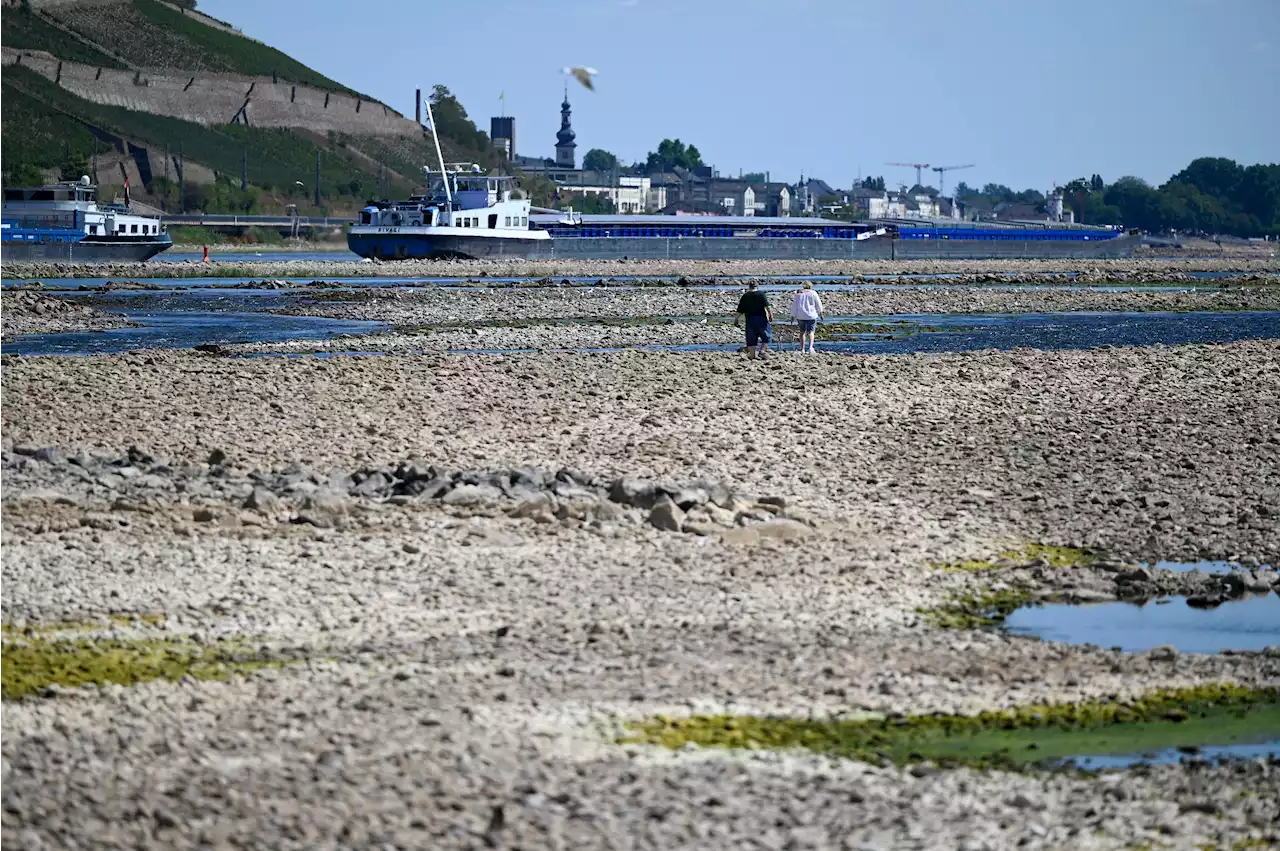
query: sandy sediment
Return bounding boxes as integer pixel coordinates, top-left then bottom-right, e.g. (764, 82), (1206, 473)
(6, 255), (1280, 280)
(2, 341), (1278, 848)
(0, 291), (130, 338)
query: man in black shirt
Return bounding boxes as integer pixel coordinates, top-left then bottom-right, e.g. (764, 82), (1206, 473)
(734, 281), (773, 359)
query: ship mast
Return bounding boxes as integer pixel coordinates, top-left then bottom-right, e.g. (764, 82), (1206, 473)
(422, 92), (453, 210)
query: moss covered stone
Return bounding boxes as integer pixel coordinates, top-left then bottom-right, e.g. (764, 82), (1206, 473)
(917, 585), (1035, 629)
(933, 542), (1102, 574)
(622, 684), (1280, 771)
(1, 634), (282, 700)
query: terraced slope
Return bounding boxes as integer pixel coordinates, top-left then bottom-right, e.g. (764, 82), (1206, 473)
(1, 5), (126, 68)
(40, 0), (359, 94)
(1, 65), (416, 200)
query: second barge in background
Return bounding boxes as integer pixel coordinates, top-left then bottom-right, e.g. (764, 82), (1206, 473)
(2, 177), (172, 263)
(348, 172), (1140, 261)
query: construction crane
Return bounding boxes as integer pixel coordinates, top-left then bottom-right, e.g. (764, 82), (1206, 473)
(932, 164), (975, 197)
(887, 162), (930, 188)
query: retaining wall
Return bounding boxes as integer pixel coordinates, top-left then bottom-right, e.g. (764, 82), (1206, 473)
(3, 47), (418, 138)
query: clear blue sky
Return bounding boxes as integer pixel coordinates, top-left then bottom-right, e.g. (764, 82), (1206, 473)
(203, 0), (1279, 192)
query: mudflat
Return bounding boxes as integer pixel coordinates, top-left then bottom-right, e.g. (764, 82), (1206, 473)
(2, 342), (1278, 850)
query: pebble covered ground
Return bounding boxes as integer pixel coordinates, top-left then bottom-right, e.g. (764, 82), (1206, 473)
(0, 291), (132, 338)
(3, 339), (1279, 850)
(7, 255), (1280, 280)
(211, 283), (1280, 354)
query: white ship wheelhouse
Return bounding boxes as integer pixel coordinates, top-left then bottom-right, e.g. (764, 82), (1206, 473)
(355, 169), (539, 236)
(2, 177), (167, 240)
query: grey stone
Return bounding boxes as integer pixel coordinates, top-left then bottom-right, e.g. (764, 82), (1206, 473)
(670, 487), (709, 510)
(441, 484), (502, 506)
(1149, 644), (1178, 661)
(349, 471), (392, 497)
(610, 476), (659, 509)
(243, 488), (281, 512)
(648, 497), (684, 532)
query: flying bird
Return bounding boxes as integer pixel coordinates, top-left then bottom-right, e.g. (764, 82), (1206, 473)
(562, 66), (598, 91)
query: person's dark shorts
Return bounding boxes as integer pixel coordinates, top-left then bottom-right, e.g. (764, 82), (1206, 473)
(745, 315), (771, 347)
(797, 319), (816, 334)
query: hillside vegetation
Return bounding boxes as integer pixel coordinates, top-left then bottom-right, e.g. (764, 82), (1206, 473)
(2, 65), (417, 209)
(31, 0), (363, 95)
(1, 5), (126, 68)
(0, 1), (510, 214)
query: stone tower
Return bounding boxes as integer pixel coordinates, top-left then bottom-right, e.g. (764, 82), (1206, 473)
(555, 89), (576, 168)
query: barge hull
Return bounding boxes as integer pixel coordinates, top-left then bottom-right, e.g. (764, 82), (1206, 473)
(351, 232), (1140, 261)
(1, 238), (173, 263)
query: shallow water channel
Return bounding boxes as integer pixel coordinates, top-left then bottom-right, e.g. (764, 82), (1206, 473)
(7, 302), (1279, 357)
(3, 311), (385, 356)
(1005, 560), (1280, 767)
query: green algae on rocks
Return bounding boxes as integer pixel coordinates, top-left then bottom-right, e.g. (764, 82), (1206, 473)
(1, 635), (281, 700)
(932, 542), (1103, 573)
(622, 684), (1280, 771)
(1, 612), (167, 635)
(917, 585), (1035, 629)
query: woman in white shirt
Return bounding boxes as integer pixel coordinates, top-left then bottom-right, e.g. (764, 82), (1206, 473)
(789, 282), (824, 354)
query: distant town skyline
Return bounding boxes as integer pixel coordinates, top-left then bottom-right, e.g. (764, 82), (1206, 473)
(202, 0), (1280, 193)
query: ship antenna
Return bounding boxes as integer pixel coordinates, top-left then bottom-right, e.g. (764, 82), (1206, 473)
(422, 91), (453, 210)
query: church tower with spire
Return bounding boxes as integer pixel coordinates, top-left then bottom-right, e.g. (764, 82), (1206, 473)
(555, 88), (577, 168)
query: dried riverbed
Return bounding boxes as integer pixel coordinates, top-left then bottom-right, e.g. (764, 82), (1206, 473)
(7, 255), (1280, 281)
(0, 291), (132, 339)
(269, 281), (1280, 324)
(2, 341), (1278, 849)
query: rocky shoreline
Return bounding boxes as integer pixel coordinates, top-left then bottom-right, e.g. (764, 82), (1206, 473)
(6, 255), (1280, 280)
(0, 291), (131, 339)
(3, 342), (1278, 849)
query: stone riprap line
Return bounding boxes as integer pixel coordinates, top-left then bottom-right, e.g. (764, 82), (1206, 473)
(6, 255), (1280, 280)
(0, 290), (130, 338)
(3, 342), (1279, 850)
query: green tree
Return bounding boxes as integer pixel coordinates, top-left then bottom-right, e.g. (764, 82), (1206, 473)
(561, 192), (614, 214)
(861, 176), (886, 192)
(645, 139), (703, 172)
(1170, 157), (1242, 202)
(1104, 176), (1161, 231)
(8, 162), (46, 186)
(582, 149), (619, 172)
(429, 84), (492, 159)
(742, 172), (767, 184)
(1235, 163), (1280, 226)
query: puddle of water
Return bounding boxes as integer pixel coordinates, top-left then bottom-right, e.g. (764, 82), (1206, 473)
(1149, 560), (1233, 574)
(2, 311), (386, 356)
(1004, 594), (1280, 654)
(9, 310), (1280, 358)
(1065, 739), (1279, 771)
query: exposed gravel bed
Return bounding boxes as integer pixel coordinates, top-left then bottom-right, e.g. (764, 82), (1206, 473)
(7, 255), (1279, 280)
(269, 282), (1280, 325)
(228, 322), (747, 354)
(0, 291), (130, 338)
(3, 342), (1279, 850)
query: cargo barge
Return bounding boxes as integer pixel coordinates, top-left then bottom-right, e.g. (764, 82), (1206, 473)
(2, 178), (172, 263)
(349, 174), (1139, 262)
(350, 101), (1137, 261)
